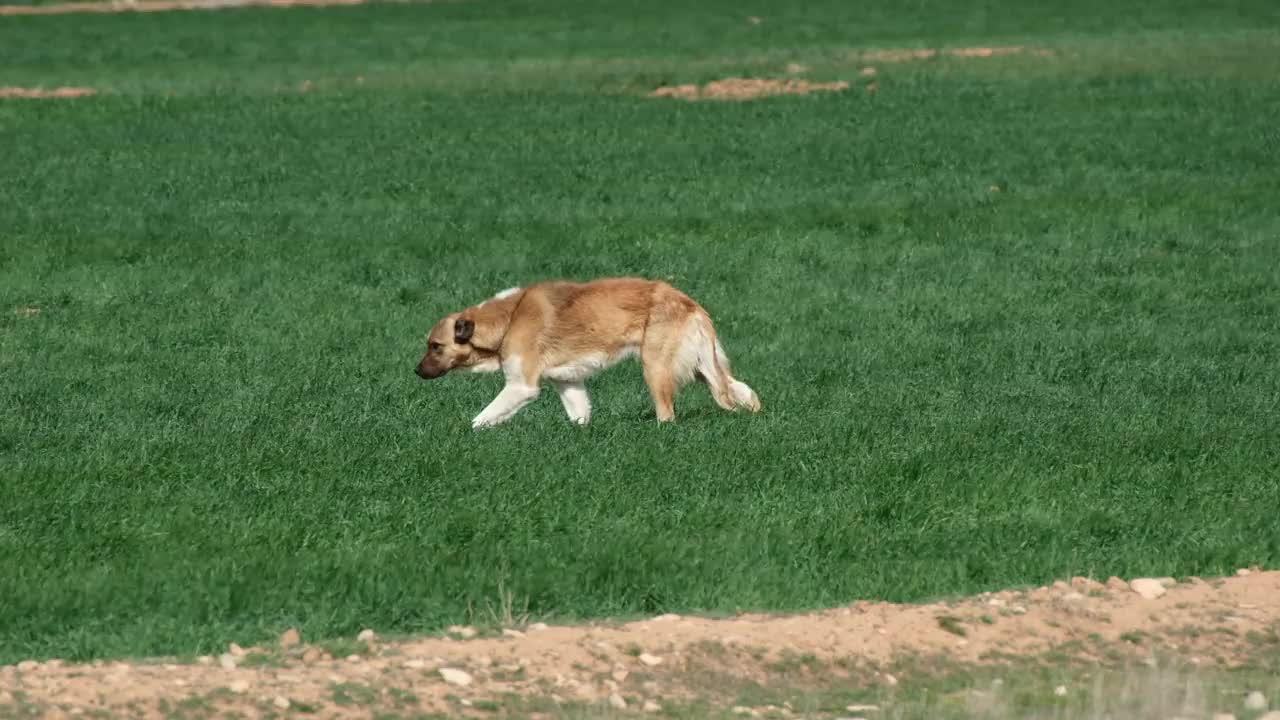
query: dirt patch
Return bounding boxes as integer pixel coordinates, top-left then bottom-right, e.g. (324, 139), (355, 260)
(650, 78), (850, 102)
(0, 86), (95, 99)
(1, 570), (1276, 717)
(0, 0), (368, 16)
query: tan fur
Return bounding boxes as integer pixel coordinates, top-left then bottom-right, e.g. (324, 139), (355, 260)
(415, 278), (761, 428)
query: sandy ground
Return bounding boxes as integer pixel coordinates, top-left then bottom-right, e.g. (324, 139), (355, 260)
(2, 570), (1276, 718)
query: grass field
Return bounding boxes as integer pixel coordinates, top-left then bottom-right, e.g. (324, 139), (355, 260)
(2, 0), (1279, 665)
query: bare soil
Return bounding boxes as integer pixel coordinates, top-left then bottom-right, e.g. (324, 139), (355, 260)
(649, 78), (851, 102)
(2, 571), (1276, 718)
(0, 87), (96, 99)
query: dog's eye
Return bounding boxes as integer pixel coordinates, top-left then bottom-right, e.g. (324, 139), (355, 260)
(429, 342), (443, 353)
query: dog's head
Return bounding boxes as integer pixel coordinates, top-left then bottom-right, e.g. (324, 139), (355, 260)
(415, 313), (490, 379)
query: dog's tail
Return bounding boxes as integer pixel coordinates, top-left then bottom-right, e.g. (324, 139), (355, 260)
(680, 310), (761, 413)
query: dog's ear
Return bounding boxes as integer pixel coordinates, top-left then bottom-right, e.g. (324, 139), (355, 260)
(454, 317), (475, 344)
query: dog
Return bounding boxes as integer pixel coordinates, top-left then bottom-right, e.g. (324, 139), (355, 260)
(415, 278), (761, 428)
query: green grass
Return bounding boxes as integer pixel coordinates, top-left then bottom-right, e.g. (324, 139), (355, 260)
(1, 0), (1279, 665)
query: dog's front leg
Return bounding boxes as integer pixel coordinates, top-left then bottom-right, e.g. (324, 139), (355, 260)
(472, 357), (540, 429)
(554, 381), (591, 425)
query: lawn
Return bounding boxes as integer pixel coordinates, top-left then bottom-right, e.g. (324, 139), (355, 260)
(1, 0), (1278, 664)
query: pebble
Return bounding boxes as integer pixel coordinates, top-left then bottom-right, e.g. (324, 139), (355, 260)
(196, 656), (213, 666)
(883, 673), (898, 686)
(301, 648), (323, 664)
(1244, 691), (1268, 711)
(528, 623), (549, 632)
(439, 667), (473, 687)
(279, 628), (301, 649)
(612, 667), (630, 682)
(403, 659), (429, 670)
(1237, 568), (1253, 577)
(357, 629), (377, 643)
(643, 700), (662, 713)
(1106, 576), (1129, 591)
(609, 693), (628, 710)
(846, 704), (880, 712)
(273, 696), (290, 710)
(1062, 592), (1085, 601)
(1129, 578), (1167, 600)
(16, 661), (38, 672)
(502, 628), (525, 639)
(448, 625), (478, 639)
(218, 654), (237, 670)
(638, 653), (663, 667)
(228, 680), (250, 694)
(1054, 685), (1068, 697)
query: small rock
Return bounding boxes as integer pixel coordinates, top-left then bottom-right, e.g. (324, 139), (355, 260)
(279, 628), (301, 650)
(228, 680), (250, 694)
(218, 654), (237, 670)
(502, 628), (525, 638)
(612, 667), (630, 682)
(638, 653), (663, 667)
(883, 673), (898, 687)
(16, 661), (38, 672)
(860, 67), (877, 77)
(403, 659), (429, 670)
(448, 625), (477, 639)
(1237, 568), (1253, 577)
(1054, 685), (1067, 697)
(439, 667), (473, 687)
(1011, 605), (1027, 614)
(228, 642), (246, 656)
(1106, 576), (1129, 591)
(273, 696), (290, 710)
(357, 629), (377, 643)
(609, 693), (628, 710)
(301, 648), (323, 664)
(643, 699), (662, 713)
(846, 704), (880, 712)
(196, 656), (213, 666)
(1130, 578), (1167, 600)
(1062, 592), (1085, 601)
(1156, 577), (1177, 588)
(528, 622), (549, 632)
(987, 598), (1006, 607)
(1244, 691), (1267, 711)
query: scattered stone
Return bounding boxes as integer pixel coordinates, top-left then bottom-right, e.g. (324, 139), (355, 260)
(1011, 605), (1027, 614)
(218, 654), (237, 670)
(1106, 576), (1129, 591)
(1130, 578), (1167, 600)
(987, 598), (1006, 607)
(16, 661), (38, 672)
(609, 693), (628, 710)
(448, 625), (477, 639)
(643, 700), (662, 713)
(860, 66), (877, 77)
(528, 622), (549, 632)
(439, 667), (474, 687)
(1244, 691), (1267, 711)
(502, 628), (525, 638)
(1054, 685), (1068, 697)
(228, 680), (250, 694)
(612, 667), (630, 682)
(883, 673), (898, 687)
(846, 704), (880, 712)
(1237, 568), (1253, 577)
(357, 629), (377, 643)
(638, 653), (663, 667)
(279, 628), (301, 649)
(403, 659), (429, 670)
(196, 656), (213, 666)
(1062, 592), (1085, 601)
(273, 696), (290, 710)
(228, 643), (246, 656)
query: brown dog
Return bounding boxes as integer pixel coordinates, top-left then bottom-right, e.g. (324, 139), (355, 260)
(415, 278), (761, 428)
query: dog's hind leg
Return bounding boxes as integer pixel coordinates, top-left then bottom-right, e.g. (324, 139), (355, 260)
(555, 381), (592, 425)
